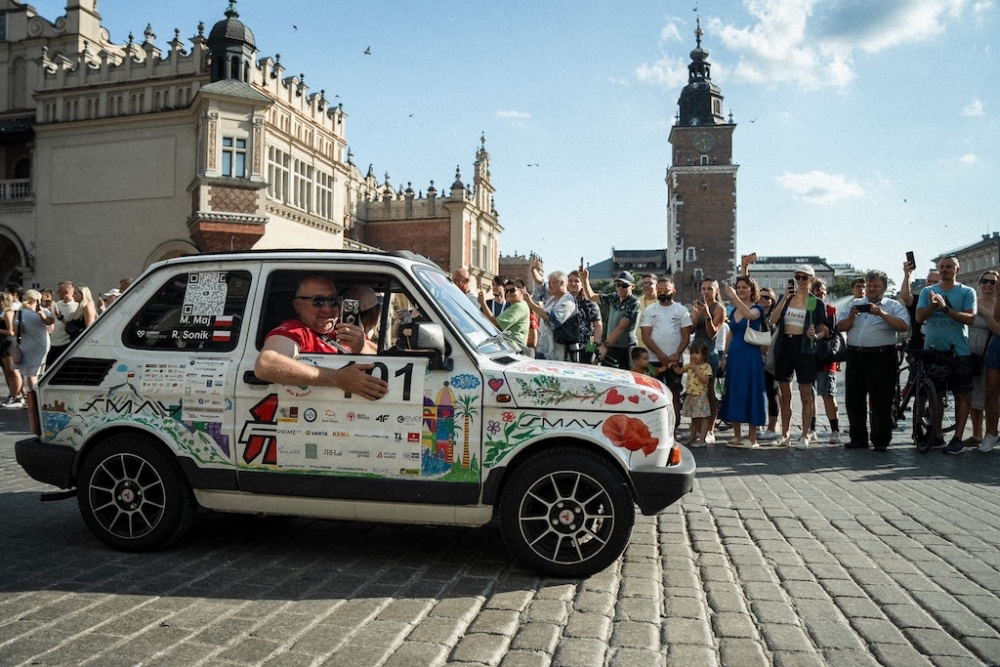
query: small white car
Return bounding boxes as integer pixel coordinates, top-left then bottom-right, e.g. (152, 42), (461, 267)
(16, 251), (694, 577)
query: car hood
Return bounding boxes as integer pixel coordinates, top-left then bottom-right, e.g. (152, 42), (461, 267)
(501, 359), (669, 413)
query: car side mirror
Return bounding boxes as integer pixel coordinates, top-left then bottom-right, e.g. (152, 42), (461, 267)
(401, 321), (453, 371)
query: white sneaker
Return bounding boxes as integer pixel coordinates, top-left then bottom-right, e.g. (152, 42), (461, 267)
(2, 397), (25, 409)
(979, 434), (998, 453)
(704, 432), (716, 444)
(829, 431), (841, 444)
(759, 430), (778, 442)
(793, 436), (810, 449)
(807, 431), (819, 444)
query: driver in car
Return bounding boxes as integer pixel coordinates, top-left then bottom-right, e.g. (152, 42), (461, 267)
(254, 275), (388, 401)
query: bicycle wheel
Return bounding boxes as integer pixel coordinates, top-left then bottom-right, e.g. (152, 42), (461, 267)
(891, 379), (902, 429)
(912, 378), (938, 453)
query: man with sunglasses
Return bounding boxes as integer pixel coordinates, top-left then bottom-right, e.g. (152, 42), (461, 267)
(581, 270), (640, 370)
(916, 256), (977, 454)
(255, 275), (388, 401)
(837, 270), (909, 451)
(480, 279), (529, 347)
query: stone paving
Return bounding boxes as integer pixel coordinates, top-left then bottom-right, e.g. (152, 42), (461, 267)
(1, 396), (1000, 667)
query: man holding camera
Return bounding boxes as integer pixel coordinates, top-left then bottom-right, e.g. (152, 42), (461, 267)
(837, 269), (909, 450)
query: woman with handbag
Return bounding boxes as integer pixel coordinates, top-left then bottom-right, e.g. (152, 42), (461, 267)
(719, 275), (767, 448)
(1, 284), (24, 407)
(64, 284), (98, 342)
(967, 270), (1000, 445)
(10, 290), (53, 398)
(757, 288), (781, 441)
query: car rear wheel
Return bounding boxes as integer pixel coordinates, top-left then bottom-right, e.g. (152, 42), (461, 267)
(498, 446), (634, 578)
(77, 434), (195, 551)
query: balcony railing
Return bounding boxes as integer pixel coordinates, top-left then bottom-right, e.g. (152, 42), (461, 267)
(0, 179), (31, 201)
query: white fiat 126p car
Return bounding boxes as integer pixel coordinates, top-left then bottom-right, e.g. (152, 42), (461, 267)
(16, 251), (694, 577)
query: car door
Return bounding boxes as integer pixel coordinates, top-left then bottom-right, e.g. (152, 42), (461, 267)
(232, 264), (482, 506)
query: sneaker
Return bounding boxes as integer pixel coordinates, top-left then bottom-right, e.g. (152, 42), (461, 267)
(963, 437), (982, 447)
(2, 397), (25, 409)
(828, 431), (841, 444)
(759, 430), (778, 442)
(793, 437), (810, 450)
(775, 434), (791, 447)
(808, 431), (819, 444)
(704, 432), (716, 445)
(979, 434), (997, 453)
(943, 439), (964, 455)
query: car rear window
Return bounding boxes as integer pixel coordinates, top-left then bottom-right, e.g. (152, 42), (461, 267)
(123, 270), (252, 351)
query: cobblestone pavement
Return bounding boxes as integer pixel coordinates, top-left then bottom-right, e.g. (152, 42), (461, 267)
(2, 396), (999, 667)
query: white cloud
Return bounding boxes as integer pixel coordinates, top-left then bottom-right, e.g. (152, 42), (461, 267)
(962, 98), (985, 116)
(660, 22), (683, 43)
(635, 56), (689, 88)
(711, 0), (967, 89)
(776, 170), (864, 204)
(496, 110), (531, 120)
(958, 153), (980, 164)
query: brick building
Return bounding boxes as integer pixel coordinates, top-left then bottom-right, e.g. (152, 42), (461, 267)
(665, 18), (738, 304)
(0, 0), (501, 291)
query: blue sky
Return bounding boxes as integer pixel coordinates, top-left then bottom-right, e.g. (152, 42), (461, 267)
(33, 0), (998, 288)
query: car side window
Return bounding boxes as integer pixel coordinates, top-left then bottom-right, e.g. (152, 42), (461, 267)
(123, 270), (251, 351)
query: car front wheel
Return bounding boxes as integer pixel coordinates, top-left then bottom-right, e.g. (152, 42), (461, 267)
(498, 446), (634, 577)
(77, 435), (195, 551)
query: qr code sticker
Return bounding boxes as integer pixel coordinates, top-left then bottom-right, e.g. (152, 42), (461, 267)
(182, 272), (228, 316)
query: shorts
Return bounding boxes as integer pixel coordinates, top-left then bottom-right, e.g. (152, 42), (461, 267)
(774, 334), (817, 385)
(922, 350), (972, 395)
(986, 336), (1000, 370)
(815, 370), (837, 396)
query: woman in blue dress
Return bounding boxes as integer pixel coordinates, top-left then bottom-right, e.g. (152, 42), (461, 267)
(720, 275), (767, 447)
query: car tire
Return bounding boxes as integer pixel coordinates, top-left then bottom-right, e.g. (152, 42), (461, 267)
(498, 445), (634, 578)
(77, 434), (195, 551)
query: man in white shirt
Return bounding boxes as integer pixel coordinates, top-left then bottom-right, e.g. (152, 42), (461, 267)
(640, 278), (693, 433)
(47, 281), (79, 366)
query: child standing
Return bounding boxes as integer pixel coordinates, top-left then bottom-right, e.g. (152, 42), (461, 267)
(673, 340), (714, 447)
(630, 347), (656, 376)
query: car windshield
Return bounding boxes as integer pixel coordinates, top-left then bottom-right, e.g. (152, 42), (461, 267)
(413, 265), (519, 355)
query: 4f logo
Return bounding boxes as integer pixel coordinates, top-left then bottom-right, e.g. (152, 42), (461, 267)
(239, 394), (279, 465)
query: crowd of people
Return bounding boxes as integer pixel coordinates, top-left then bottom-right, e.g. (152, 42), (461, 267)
(476, 254), (996, 455)
(0, 278), (130, 408)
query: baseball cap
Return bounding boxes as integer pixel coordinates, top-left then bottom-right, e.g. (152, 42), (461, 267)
(795, 265), (815, 276)
(615, 271), (635, 285)
(103, 288), (121, 298)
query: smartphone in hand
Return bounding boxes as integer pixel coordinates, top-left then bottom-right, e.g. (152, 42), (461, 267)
(906, 251), (915, 269)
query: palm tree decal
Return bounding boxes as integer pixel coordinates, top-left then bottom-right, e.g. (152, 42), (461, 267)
(454, 394), (479, 468)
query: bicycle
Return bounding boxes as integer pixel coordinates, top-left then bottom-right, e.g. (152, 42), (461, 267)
(911, 347), (957, 452)
(891, 343), (915, 429)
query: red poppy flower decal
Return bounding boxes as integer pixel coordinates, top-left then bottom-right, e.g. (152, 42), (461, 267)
(602, 414), (659, 456)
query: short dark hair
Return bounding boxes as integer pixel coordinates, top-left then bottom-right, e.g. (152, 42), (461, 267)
(505, 278), (525, 290)
(631, 347), (649, 362)
(851, 277), (865, 287)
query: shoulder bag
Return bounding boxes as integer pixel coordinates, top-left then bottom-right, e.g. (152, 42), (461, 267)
(9, 310), (23, 364)
(744, 315), (773, 346)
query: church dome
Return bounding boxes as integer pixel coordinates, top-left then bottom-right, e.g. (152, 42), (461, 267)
(209, 1), (256, 49)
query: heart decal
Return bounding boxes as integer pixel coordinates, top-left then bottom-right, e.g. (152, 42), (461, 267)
(628, 395), (640, 404)
(488, 378), (504, 392)
(605, 389), (625, 405)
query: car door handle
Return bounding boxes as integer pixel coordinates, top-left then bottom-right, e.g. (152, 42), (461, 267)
(243, 370), (271, 385)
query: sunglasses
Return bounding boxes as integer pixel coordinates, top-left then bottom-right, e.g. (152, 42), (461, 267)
(641, 282), (655, 287)
(981, 279), (998, 285)
(656, 289), (671, 294)
(504, 288), (518, 294)
(615, 282), (631, 288)
(794, 274), (811, 281)
(760, 295), (773, 301)
(295, 295), (343, 308)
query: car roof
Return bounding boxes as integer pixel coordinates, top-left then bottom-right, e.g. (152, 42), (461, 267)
(145, 249), (443, 273)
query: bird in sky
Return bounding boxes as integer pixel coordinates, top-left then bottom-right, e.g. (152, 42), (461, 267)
(527, 163), (539, 167)
(292, 24), (297, 31)
(364, 46), (371, 55)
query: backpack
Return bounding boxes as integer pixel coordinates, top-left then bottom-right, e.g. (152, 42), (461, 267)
(553, 312), (582, 345)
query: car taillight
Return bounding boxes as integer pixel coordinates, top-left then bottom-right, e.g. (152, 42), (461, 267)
(668, 444), (682, 466)
(26, 391), (39, 435)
